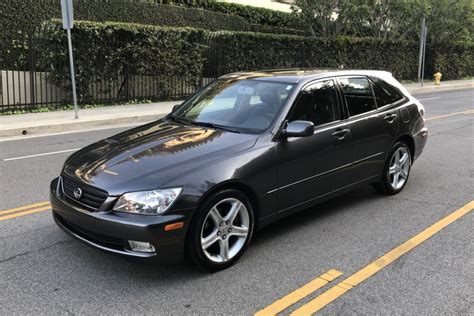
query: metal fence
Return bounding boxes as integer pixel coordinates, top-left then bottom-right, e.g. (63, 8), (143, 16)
(0, 30), (318, 114)
(0, 25), (423, 114)
(0, 32), (222, 114)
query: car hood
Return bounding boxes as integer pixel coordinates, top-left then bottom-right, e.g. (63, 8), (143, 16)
(62, 120), (258, 195)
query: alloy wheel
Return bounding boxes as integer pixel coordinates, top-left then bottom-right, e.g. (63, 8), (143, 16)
(388, 147), (411, 190)
(200, 198), (250, 263)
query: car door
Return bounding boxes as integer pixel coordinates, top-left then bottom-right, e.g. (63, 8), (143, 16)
(275, 79), (353, 212)
(337, 76), (401, 183)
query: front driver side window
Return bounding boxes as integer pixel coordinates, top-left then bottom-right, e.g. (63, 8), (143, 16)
(288, 80), (340, 127)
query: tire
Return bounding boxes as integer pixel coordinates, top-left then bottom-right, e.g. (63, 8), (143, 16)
(186, 189), (255, 272)
(373, 141), (412, 195)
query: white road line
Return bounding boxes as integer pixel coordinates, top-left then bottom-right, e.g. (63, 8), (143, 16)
(2, 148), (80, 162)
(417, 97), (441, 101)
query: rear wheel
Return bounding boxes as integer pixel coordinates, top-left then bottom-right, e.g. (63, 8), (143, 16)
(374, 141), (412, 195)
(187, 189), (254, 271)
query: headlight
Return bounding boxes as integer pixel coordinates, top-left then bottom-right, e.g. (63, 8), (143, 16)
(113, 188), (182, 215)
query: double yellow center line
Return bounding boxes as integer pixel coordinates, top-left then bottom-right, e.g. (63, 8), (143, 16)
(0, 201), (51, 221)
(255, 269), (343, 316)
(255, 200), (474, 315)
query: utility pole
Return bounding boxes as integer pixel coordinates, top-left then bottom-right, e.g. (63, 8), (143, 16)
(417, 18), (427, 87)
(61, 0), (78, 119)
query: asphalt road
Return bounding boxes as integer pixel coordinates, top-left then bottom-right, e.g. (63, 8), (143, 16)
(1, 88), (473, 315)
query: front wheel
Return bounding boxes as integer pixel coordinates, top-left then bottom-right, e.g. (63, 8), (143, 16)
(374, 141), (412, 195)
(187, 189), (254, 271)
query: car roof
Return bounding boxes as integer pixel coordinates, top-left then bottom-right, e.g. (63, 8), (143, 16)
(219, 68), (393, 84)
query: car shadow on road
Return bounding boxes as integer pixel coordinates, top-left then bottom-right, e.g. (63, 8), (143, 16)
(252, 185), (382, 247)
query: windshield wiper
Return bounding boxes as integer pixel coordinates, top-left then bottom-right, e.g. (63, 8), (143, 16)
(169, 115), (193, 126)
(169, 116), (241, 133)
(193, 121), (241, 134)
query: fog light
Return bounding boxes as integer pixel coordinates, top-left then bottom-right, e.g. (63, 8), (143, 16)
(128, 240), (155, 253)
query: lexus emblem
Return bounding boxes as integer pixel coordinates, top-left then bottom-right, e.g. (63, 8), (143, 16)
(73, 187), (83, 199)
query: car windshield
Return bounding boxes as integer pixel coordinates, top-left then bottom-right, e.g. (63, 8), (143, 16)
(171, 79), (296, 133)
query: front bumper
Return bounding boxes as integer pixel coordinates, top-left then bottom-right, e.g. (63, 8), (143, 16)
(50, 177), (191, 264)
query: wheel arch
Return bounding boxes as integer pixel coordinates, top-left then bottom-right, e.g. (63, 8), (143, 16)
(183, 180), (261, 263)
(395, 134), (415, 163)
(191, 180), (261, 230)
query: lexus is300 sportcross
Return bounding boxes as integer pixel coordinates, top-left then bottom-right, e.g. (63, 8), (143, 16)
(50, 69), (428, 271)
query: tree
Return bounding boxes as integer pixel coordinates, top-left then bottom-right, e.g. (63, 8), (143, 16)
(425, 0), (473, 45)
(291, 0), (472, 43)
(363, 0), (429, 41)
(291, 0), (340, 38)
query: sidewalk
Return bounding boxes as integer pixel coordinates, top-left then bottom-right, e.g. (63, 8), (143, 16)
(0, 79), (472, 140)
(402, 79), (472, 94)
(0, 101), (178, 140)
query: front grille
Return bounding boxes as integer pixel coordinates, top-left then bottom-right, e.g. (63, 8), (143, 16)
(56, 214), (124, 249)
(62, 176), (108, 211)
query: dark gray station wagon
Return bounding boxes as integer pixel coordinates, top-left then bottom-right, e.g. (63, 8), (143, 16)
(51, 69), (428, 271)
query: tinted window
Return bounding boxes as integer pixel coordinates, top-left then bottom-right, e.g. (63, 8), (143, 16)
(371, 78), (404, 106)
(288, 80), (340, 127)
(339, 77), (376, 116)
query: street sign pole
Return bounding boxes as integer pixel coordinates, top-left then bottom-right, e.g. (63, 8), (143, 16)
(61, 0), (78, 119)
(417, 18), (427, 87)
(421, 25), (427, 87)
(66, 28), (78, 119)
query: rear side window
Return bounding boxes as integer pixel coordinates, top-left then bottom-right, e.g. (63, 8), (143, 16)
(339, 77), (376, 116)
(371, 78), (404, 106)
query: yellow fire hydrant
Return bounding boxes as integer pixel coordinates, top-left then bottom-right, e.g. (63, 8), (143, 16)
(434, 72), (442, 85)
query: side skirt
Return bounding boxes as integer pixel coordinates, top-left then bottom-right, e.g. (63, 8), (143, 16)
(257, 175), (379, 230)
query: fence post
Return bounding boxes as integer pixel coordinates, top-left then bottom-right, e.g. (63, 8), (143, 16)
(28, 33), (36, 107)
(125, 64), (130, 101)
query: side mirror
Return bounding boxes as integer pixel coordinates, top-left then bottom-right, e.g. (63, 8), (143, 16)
(283, 120), (314, 138)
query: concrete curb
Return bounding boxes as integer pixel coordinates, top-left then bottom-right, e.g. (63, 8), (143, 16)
(0, 113), (167, 139)
(406, 82), (473, 94)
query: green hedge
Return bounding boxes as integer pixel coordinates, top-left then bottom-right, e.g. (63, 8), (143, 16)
(4, 19), (472, 110)
(427, 41), (474, 80)
(36, 20), (425, 92)
(205, 32), (420, 80)
(37, 20), (208, 102)
(29, 21), (474, 93)
(163, 0), (304, 30)
(0, 0), (305, 39)
(208, 33), (474, 80)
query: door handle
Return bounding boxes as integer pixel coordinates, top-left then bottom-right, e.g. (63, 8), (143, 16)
(331, 128), (350, 140)
(384, 113), (398, 123)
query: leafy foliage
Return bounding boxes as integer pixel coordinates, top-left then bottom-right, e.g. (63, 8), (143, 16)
(206, 32), (420, 80)
(427, 41), (474, 79)
(162, 0), (304, 29)
(17, 20), (474, 108)
(292, 0), (473, 42)
(425, 0), (473, 45)
(0, 0), (305, 39)
(37, 20), (208, 102)
(0, 1), (472, 113)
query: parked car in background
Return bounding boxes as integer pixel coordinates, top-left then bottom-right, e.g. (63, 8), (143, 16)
(50, 69), (428, 271)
